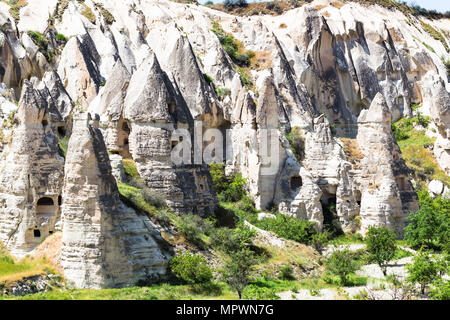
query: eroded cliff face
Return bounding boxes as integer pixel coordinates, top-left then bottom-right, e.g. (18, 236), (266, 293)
(0, 0), (449, 288)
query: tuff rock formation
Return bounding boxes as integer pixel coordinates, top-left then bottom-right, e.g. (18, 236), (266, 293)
(0, 0), (449, 288)
(61, 112), (170, 289)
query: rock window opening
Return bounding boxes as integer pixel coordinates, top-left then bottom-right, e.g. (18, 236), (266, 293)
(290, 176), (303, 190)
(49, 231), (53, 235)
(58, 195), (62, 206)
(34, 229), (41, 238)
(118, 120), (131, 158)
(396, 177), (407, 191)
(57, 126), (66, 136)
(42, 119), (48, 127)
(168, 101), (175, 114)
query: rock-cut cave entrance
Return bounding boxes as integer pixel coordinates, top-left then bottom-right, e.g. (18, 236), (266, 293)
(36, 197), (56, 217)
(320, 192), (343, 236)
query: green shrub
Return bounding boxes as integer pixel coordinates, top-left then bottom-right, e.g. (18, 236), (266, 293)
(215, 87), (231, 97)
(170, 252), (213, 284)
(55, 33), (68, 42)
(122, 159), (140, 179)
(444, 59), (450, 78)
(325, 249), (359, 286)
(278, 264), (295, 280)
(242, 285), (279, 300)
(257, 214), (317, 244)
(366, 226), (397, 276)
(211, 21), (254, 68)
(209, 163), (247, 202)
(142, 188), (166, 208)
(178, 214), (214, 248)
(311, 231), (331, 253)
(236, 195), (256, 213)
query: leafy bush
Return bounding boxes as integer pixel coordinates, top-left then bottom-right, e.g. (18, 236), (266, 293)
(429, 279), (450, 300)
(170, 252), (213, 284)
(366, 226), (397, 276)
(257, 214), (317, 244)
(326, 249), (359, 286)
(404, 190), (450, 251)
(242, 285), (279, 300)
(122, 159), (140, 179)
(209, 163), (247, 202)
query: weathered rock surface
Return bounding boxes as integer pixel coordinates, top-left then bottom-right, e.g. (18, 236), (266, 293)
(0, 80), (65, 257)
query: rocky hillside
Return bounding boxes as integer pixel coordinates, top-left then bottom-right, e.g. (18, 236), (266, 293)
(0, 0), (448, 289)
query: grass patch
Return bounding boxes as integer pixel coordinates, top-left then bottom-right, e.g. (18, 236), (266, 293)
(413, 36), (435, 53)
(122, 158), (140, 179)
(27, 31), (55, 62)
(392, 117), (450, 186)
(1, 0), (28, 22)
(57, 135), (68, 158)
(0, 253), (56, 284)
(340, 138), (363, 168)
(420, 21), (449, 52)
(94, 2), (115, 24)
(2, 282), (237, 300)
(80, 2), (96, 23)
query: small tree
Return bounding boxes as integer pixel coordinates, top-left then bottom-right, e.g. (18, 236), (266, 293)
(406, 250), (439, 294)
(326, 248), (359, 286)
(366, 226), (397, 276)
(213, 225), (260, 299)
(170, 252), (213, 284)
(222, 246), (260, 299)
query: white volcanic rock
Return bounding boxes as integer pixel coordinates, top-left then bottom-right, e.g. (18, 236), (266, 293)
(428, 180), (444, 197)
(18, 0), (57, 34)
(357, 93), (418, 235)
